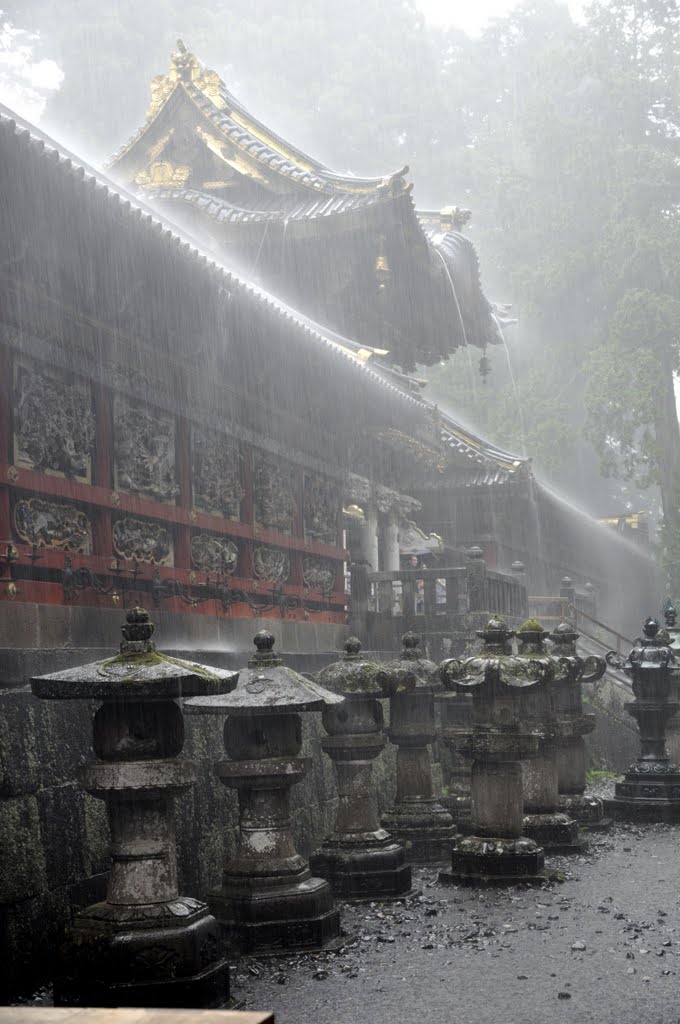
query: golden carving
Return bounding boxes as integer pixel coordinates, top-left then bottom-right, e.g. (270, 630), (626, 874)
(439, 205), (472, 231)
(374, 428), (447, 472)
(146, 129), (175, 164)
(7, 466), (18, 484)
(135, 161), (191, 190)
(202, 181), (235, 190)
(147, 74), (175, 120)
(147, 41), (226, 120)
(196, 69), (226, 109)
(195, 126), (267, 183)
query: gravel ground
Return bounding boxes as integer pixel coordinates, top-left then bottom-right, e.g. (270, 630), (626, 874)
(233, 816), (680, 1024)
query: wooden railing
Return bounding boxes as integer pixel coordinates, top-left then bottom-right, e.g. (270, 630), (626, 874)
(348, 563), (527, 656)
(364, 567), (469, 620)
(569, 604), (634, 659)
(485, 569), (527, 619)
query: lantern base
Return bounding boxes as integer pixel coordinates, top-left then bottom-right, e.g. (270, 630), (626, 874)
(310, 832), (412, 899)
(557, 792), (606, 826)
(380, 799), (456, 862)
(608, 764), (680, 822)
(440, 834), (546, 886)
(210, 874), (341, 954)
(54, 898), (229, 1008)
(522, 812), (584, 853)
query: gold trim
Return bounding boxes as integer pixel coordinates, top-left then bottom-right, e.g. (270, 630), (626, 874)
(135, 160), (191, 189)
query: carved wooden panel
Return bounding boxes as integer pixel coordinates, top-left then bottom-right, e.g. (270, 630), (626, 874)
(112, 515), (173, 564)
(113, 395), (177, 503)
(13, 358), (94, 481)
(253, 453), (296, 534)
(191, 426), (243, 519)
(303, 473), (339, 544)
(253, 544), (290, 583)
(302, 555), (337, 593)
(191, 532), (238, 574)
(14, 496), (93, 553)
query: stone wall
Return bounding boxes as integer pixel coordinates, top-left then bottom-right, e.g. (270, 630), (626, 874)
(0, 638), (397, 1001)
(583, 672), (638, 772)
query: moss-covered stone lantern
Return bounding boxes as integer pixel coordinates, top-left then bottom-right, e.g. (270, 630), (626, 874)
(380, 631), (456, 861)
(515, 618), (582, 852)
(608, 617), (680, 822)
(439, 616), (549, 885)
(547, 620), (607, 825)
(30, 607), (238, 1008)
(185, 630), (343, 952)
(309, 637), (413, 898)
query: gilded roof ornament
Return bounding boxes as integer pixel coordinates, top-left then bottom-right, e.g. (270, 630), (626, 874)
(146, 42), (226, 121)
(134, 160), (191, 190)
(146, 73), (175, 120)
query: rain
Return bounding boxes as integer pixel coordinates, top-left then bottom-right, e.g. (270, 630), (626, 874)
(2, 2), (680, 1023)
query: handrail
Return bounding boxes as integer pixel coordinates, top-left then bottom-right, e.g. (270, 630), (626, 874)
(366, 567), (466, 583)
(569, 603), (634, 655)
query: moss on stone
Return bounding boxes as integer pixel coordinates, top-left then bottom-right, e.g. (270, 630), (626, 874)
(101, 650), (225, 684)
(518, 618), (545, 634)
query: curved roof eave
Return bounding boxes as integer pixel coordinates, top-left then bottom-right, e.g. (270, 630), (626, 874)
(1, 102), (527, 480)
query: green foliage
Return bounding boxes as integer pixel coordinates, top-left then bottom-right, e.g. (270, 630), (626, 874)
(585, 768), (623, 784)
(583, 339), (660, 486)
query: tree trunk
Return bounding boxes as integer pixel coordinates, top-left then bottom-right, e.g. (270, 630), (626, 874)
(654, 345), (680, 596)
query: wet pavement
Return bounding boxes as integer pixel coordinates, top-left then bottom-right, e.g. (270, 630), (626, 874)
(233, 820), (680, 1024)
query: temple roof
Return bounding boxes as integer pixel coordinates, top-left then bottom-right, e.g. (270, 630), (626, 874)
(1, 103), (526, 487)
(110, 40), (409, 208)
(106, 42), (504, 369)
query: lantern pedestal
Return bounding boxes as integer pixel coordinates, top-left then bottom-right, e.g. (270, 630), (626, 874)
(548, 622), (607, 827)
(31, 608), (237, 1008)
(310, 638), (412, 899)
(609, 619), (680, 823)
(187, 632), (343, 953)
(439, 618), (548, 886)
(522, 748), (583, 853)
(380, 634), (455, 862)
(310, 732), (412, 898)
(441, 743), (545, 886)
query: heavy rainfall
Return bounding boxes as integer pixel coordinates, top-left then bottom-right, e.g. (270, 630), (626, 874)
(1, 2), (680, 1023)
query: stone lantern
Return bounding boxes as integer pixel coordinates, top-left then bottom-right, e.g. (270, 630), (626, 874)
(380, 631), (456, 861)
(608, 617), (680, 821)
(548, 621), (607, 824)
(515, 619), (581, 852)
(30, 607), (238, 1008)
(185, 630), (344, 952)
(309, 637), (413, 898)
(439, 617), (549, 884)
(662, 600), (680, 763)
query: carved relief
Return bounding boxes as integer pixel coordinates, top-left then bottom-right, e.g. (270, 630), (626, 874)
(147, 73), (175, 120)
(135, 161), (191, 189)
(253, 455), (296, 533)
(14, 497), (92, 553)
(302, 556), (336, 593)
(191, 427), (244, 519)
(113, 516), (172, 564)
(253, 545), (290, 584)
(114, 397), (178, 503)
(303, 474), (339, 544)
(14, 360), (94, 480)
(191, 533), (238, 574)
